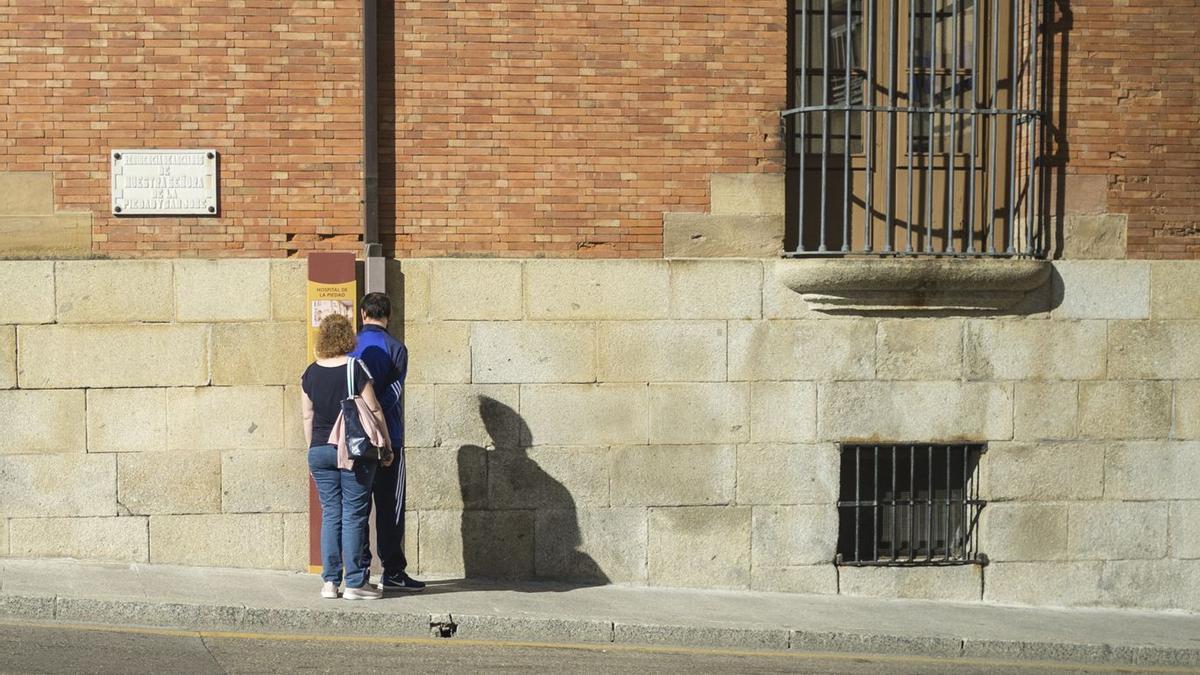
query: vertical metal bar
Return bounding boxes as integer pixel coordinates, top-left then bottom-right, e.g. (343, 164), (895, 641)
(945, 446), (952, 560)
(964, 446), (974, 557)
(854, 447), (861, 563)
(799, 0), (811, 251)
(873, 445), (879, 561)
(842, 0), (853, 252)
(986, 0), (1000, 253)
(890, 445), (897, 560)
(924, 0), (936, 253)
(905, 0), (916, 252)
(865, 0), (877, 251)
(967, 0), (980, 252)
(1005, 0), (1019, 253)
(972, 446), (978, 559)
(1033, 0), (1043, 255)
(884, 0), (897, 252)
(821, 0), (832, 252)
(908, 446), (915, 561)
(962, 445), (969, 558)
(926, 445), (933, 560)
(1033, 0), (1044, 258)
(971, 447), (979, 559)
(1024, 0), (1038, 256)
(946, 0), (959, 252)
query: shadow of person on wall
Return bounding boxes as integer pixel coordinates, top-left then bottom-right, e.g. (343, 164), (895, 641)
(456, 396), (608, 589)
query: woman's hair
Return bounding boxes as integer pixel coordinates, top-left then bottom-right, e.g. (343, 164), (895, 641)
(315, 313), (357, 358)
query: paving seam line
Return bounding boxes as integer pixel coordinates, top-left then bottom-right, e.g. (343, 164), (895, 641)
(0, 592), (1196, 668)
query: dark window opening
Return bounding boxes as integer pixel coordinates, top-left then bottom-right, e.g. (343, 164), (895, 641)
(837, 443), (986, 566)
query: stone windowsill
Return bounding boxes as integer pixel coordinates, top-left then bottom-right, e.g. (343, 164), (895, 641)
(776, 258), (1052, 314)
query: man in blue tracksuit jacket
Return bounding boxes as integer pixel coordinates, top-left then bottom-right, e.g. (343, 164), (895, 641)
(352, 292), (424, 592)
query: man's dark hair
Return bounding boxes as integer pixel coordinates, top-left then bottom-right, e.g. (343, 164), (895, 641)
(361, 292), (391, 320)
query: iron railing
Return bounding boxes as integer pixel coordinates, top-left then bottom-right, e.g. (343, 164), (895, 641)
(783, 0), (1044, 257)
(837, 443), (986, 566)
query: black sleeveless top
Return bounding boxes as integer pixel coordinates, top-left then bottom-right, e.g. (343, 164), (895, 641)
(301, 359), (371, 447)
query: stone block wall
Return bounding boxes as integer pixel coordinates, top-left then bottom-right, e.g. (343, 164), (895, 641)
(1, 257), (1199, 613)
(0, 259), (309, 569)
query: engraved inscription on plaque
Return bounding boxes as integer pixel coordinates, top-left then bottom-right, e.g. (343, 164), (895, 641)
(111, 149), (218, 216)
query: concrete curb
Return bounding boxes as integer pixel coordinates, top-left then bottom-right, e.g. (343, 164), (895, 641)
(1, 592), (1198, 668)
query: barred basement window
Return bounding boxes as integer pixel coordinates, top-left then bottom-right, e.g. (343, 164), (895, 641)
(837, 443), (986, 565)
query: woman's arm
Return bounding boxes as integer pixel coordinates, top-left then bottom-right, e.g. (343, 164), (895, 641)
(360, 380), (393, 464)
(301, 390), (314, 447)
(360, 381), (390, 444)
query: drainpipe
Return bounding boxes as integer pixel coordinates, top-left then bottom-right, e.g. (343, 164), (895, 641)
(362, 0), (385, 293)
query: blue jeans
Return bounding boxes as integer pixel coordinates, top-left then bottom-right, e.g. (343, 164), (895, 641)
(307, 444), (377, 588)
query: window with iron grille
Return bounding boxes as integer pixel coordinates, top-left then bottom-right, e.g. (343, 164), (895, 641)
(782, 0), (1044, 257)
(837, 443), (986, 566)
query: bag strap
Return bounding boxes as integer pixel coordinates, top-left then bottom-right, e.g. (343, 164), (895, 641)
(345, 357), (355, 398)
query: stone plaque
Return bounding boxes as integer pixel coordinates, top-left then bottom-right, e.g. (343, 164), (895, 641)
(111, 149), (218, 216)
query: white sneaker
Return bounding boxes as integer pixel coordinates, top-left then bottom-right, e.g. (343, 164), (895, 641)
(343, 585), (383, 601)
(321, 582), (339, 599)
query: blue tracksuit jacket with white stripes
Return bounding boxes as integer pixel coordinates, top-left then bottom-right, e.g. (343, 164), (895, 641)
(350, 323), (407, 449)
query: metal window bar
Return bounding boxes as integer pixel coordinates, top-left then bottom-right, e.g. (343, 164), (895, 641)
(783, 0), (1043, 257)
(836, 443), (987, 566)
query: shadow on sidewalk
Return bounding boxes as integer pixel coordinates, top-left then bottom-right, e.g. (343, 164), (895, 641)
(455, 396), (608, 591)
(380, 576), (610, 598)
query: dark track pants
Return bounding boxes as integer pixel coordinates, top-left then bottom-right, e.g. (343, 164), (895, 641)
(362, 449), (407, 575)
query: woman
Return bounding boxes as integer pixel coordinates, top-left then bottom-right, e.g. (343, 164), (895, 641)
(302, 313), (391, 600)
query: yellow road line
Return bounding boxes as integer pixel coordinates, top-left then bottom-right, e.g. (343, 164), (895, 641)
(0, 618), (1194, 673)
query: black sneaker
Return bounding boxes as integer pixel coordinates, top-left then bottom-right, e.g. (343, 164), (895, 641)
(377, 572), (425, 592)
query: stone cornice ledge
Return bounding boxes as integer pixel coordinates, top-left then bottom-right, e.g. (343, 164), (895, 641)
(776, 258), (1052, 315)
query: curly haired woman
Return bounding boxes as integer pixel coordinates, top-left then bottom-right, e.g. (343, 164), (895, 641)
(301, 313), (391, 600)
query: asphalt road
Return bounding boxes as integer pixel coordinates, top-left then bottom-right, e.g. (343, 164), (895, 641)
(0, 620), (1186, 675)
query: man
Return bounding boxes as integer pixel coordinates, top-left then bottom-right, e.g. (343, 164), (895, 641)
(351, 292), (424, 592)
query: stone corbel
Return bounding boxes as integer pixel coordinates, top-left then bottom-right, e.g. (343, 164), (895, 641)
(775, 258), (1052, 315)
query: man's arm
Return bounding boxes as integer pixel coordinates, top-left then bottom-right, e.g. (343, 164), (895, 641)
(390, 340), (408, 392)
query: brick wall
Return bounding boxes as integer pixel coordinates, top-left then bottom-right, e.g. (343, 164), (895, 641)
(0, 0), (786, 258)
(379, 1), (785, 257)
(0, 0), (363, 257)
(1059, 0), (1200, 258)
(2, 0), (1197, 258)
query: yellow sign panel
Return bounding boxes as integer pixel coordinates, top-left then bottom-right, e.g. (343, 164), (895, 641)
(304, 252), (357, 360)
(305, 283), (356, 360)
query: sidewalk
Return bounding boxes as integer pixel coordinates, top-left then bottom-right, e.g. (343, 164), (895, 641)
(2, 558), (1199, 669)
